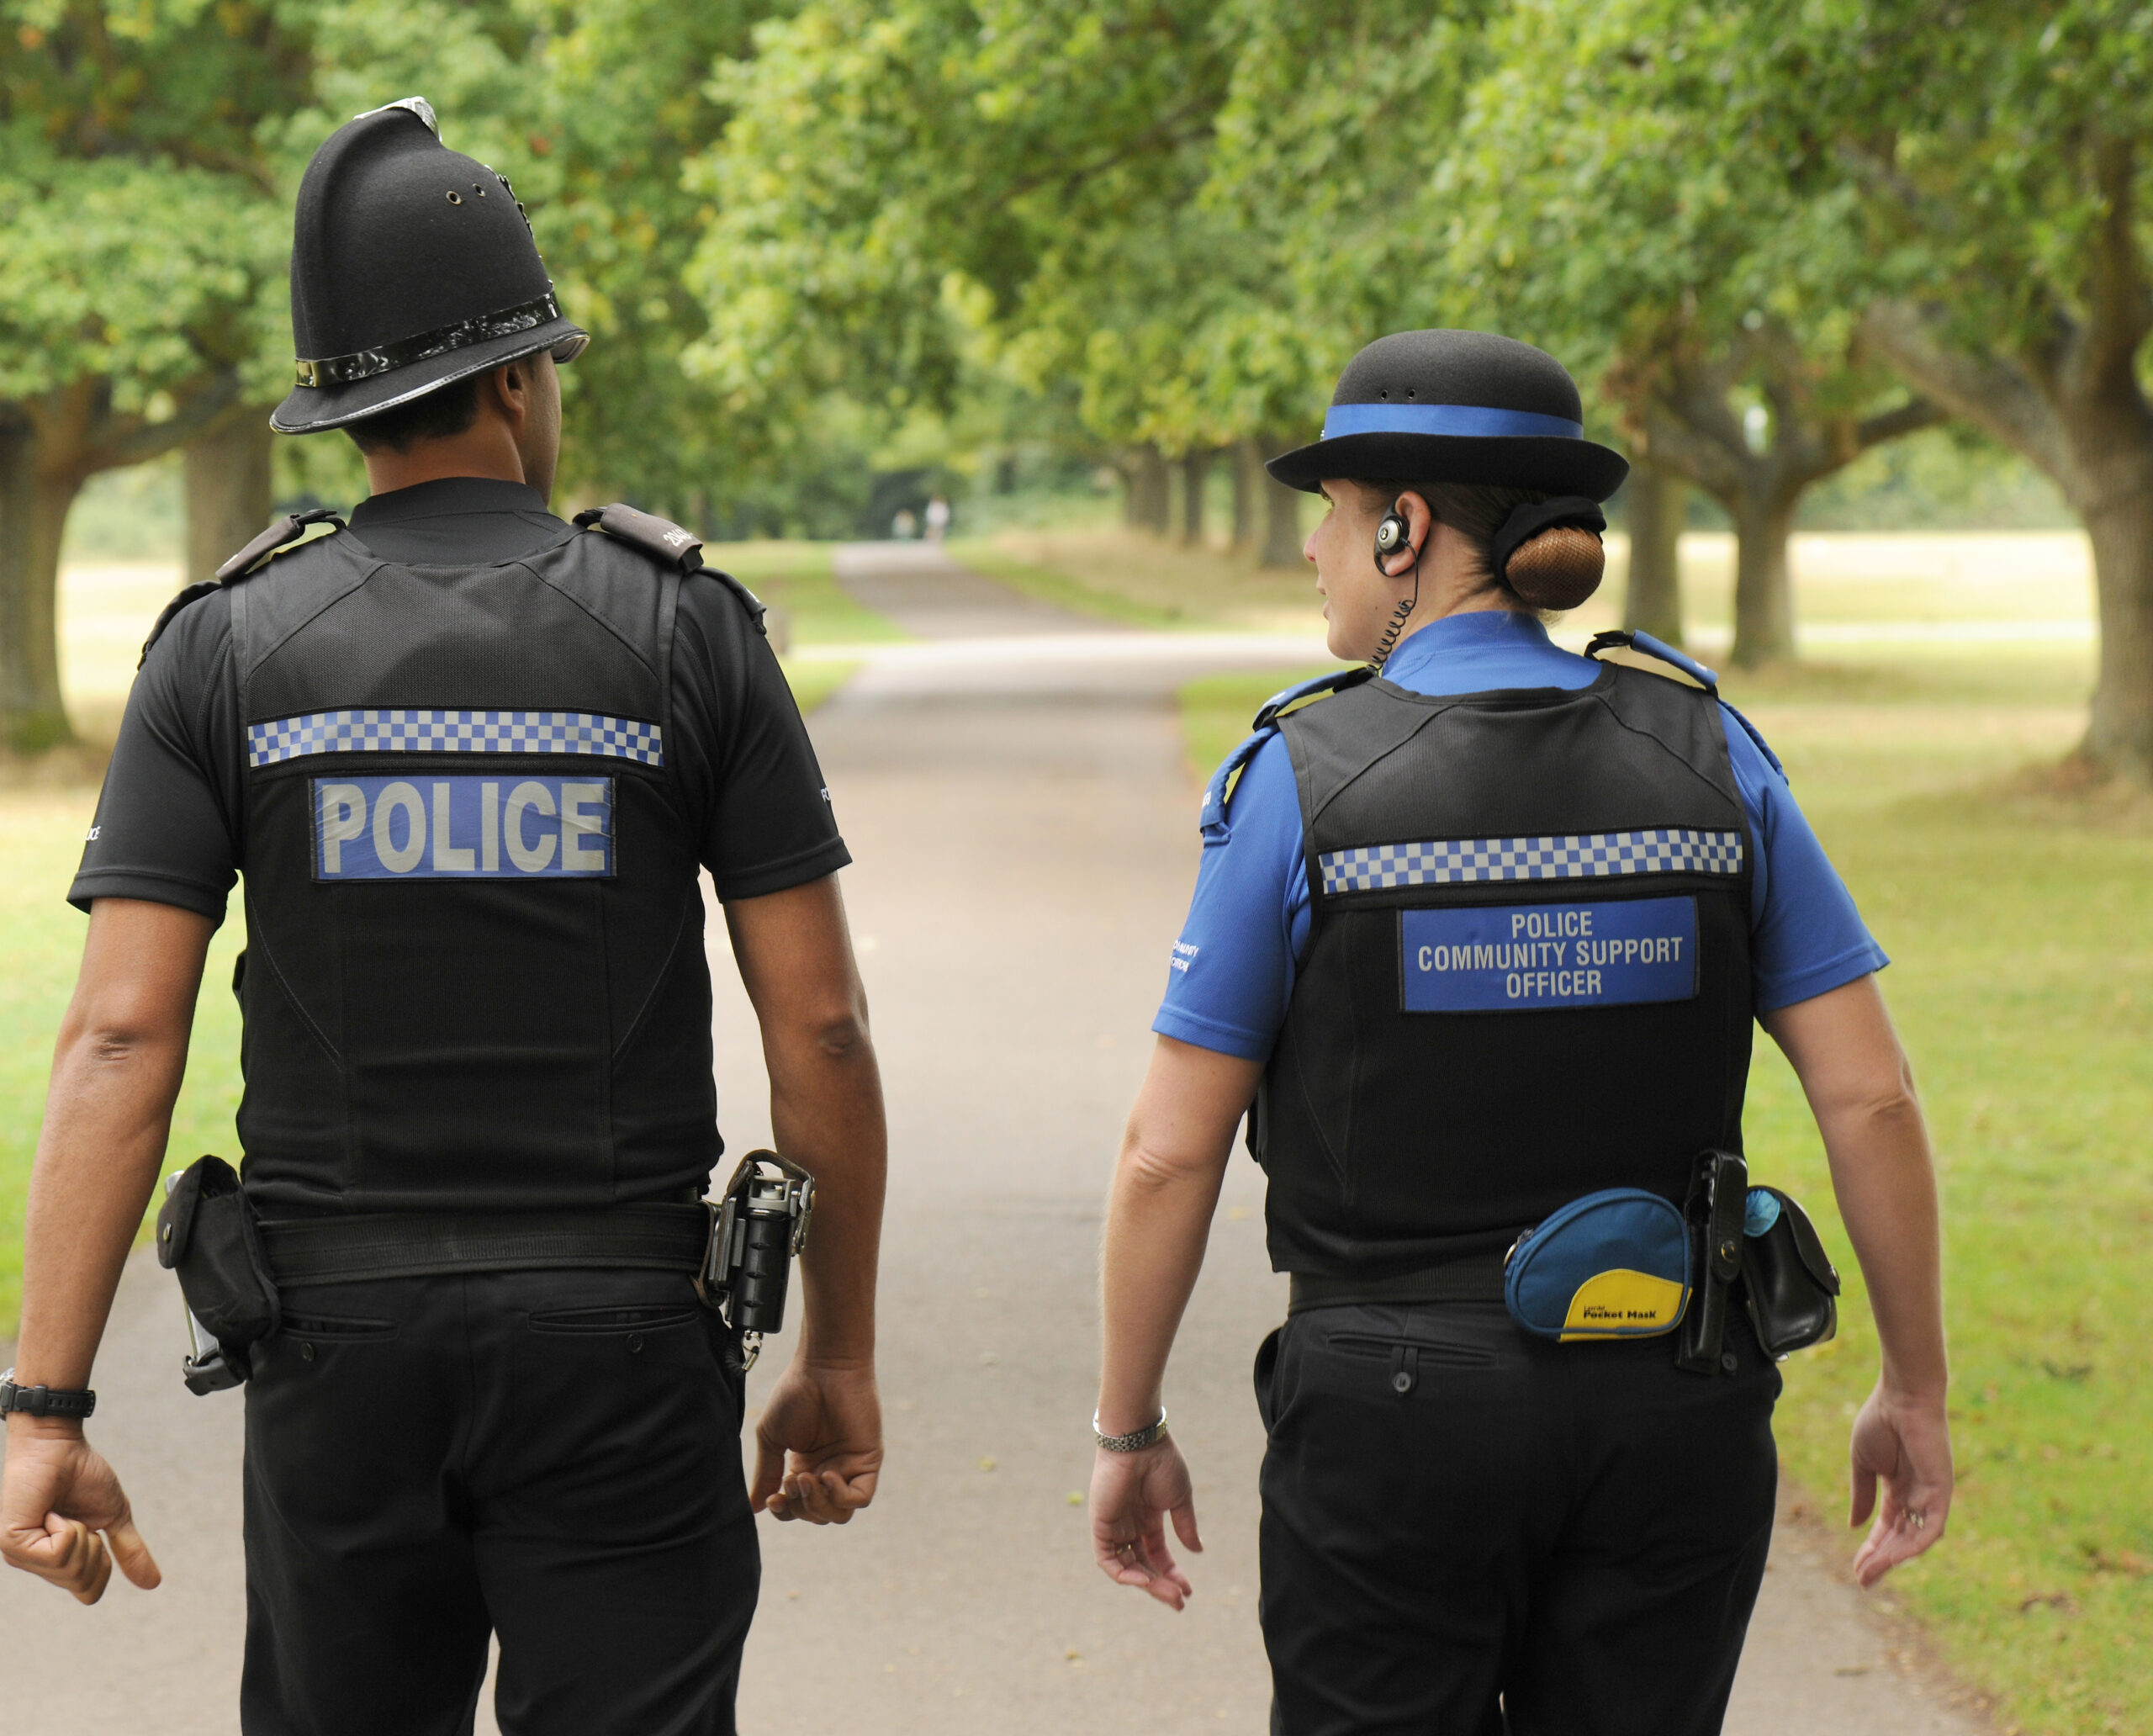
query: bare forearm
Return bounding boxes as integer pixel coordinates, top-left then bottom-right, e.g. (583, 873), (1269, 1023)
(14, 1035), (191, 1392)
(1764, 977), (1947, 1402)
(1098, 1136), (1229, 1436)
(767, 1035), (886, 1367)
(1816, 1090), (1946, 1398)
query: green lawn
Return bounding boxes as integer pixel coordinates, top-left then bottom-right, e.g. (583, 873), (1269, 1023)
(1181, 648), (2151, 1736)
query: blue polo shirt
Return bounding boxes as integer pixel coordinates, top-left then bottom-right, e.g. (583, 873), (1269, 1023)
(1155, 611), (1887, 1061)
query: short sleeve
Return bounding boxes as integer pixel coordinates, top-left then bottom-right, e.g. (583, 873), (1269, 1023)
(1152, 732), (1309, 1061)
(68, 592), (243, 921)
(669, 574), (851, 901)
(1720, 705), (1889, 1011)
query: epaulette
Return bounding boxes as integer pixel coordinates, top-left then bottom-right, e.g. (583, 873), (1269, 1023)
(1199, 666), (1370, 843)
(573, 502), (769, 636)
(1585, 627), (1785, 778)
(1584, 627), (1718, 692)
(140, 506), (346, 668)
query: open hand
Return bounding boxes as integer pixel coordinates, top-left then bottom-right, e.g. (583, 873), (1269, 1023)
(2, 1423), (161, 1604)
(1090, 1437), (1200, 1611)
(1849, 1381), (1953, 1587)
(752, 1358), (882, 1524)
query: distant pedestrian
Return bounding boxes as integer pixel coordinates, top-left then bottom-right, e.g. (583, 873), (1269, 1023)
(1, 97), (887, 1735)
(1088, 329), (1951, 1736)
(924, 494), (951, 542)
(892, 507), (918, 539)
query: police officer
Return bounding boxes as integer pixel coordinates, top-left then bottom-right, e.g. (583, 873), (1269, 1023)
(0, 99), (886, 1733)
(1089, 331), (1951, 1733)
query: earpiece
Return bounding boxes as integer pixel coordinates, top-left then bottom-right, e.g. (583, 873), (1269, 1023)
(1373, 504), (1414, 572)
(1367, 499), (1420, 673)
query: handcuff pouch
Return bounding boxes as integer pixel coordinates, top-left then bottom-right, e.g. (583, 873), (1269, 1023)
(1738, 1187), (1840, 1357)
(156, 1156), (280, 1379)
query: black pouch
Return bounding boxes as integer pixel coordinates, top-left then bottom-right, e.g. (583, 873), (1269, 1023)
(156, 1156), (279, 1390)
(1738, 1187), (1840, 1358)
(1674, 1150), (1748, 1375)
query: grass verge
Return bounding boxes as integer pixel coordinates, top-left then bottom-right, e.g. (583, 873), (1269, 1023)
(944, 536), (1195, 629)
(1177, 651), (2150, 1736)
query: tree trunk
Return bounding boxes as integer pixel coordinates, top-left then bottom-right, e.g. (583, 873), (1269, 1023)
(185, 406), (275, 587)
(1259, 441), (1304, 569)
(0, 416), (83, 750)
(1621, 463), (1686, 646)
(1230, 437), (1263, 552)
(1728, 490), (1798, 667)
(1126, 444), (1171, 534)
(2080, 472), (2153, 781)
(1179, 448), (1209, 546)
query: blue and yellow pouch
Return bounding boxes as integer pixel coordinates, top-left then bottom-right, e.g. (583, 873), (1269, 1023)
(1502, 1188), (1692, 1342)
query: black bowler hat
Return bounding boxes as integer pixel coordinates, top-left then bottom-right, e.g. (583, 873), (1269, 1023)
(1267, 330), (1628, 500)
(272, 98), (588, 435)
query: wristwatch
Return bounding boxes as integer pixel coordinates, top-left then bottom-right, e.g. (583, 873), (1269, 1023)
(0, 1368), (97, 1421)
(1092, 1408), (1168, 1453)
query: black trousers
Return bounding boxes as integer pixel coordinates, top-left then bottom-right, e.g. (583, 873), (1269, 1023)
(240, 1268), (758, 1736)
(1256, 1301), (1780, 1736)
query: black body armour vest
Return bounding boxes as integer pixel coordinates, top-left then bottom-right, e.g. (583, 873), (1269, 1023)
(1251, 661), (1756, 1278)
(225, 524), (727, 1214)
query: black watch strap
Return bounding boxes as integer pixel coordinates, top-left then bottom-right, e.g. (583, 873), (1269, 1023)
(0, 1368), (97, 1420)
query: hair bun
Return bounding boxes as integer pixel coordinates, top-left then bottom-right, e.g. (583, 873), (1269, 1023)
(1504, 526), (1604, 611)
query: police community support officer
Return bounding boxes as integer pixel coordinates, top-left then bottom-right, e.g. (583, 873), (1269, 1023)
(1089, 331), (1953, 1734)
(0, 100), (886, 1732)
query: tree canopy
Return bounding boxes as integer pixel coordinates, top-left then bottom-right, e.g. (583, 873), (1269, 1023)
(8, 1), (2153, 773)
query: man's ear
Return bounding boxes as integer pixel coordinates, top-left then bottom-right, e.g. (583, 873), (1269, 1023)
(487, 359), (529, 428)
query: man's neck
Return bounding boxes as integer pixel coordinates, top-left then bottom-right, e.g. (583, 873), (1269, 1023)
(362, 434), (529, 500)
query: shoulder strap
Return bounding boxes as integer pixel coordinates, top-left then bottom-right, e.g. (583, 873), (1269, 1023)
(573, 502), (770, 637)
(1584, 627), (1718, 694)
(1587, 628), (1786, 777)
(1251, 665), (1373, 730)
(1199, 666), (1369, 842)
(141, 507), (345, 668)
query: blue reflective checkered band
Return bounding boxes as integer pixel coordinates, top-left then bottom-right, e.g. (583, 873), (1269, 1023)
(248, 710), (663, 770)
(1320, 828), (1743, 894)
(1320, 402), (1585, 442)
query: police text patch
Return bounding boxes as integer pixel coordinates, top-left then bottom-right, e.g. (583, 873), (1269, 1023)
(1400, 897), (1698, 1012)
(312, 776), (614, 881)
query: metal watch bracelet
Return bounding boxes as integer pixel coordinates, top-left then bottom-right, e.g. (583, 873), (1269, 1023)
(1092, 1408), (1168, 1453)
(0, 1368), (98, 1421)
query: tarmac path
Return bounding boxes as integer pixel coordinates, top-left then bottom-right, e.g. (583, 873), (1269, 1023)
(0, 541), (1985, 1734)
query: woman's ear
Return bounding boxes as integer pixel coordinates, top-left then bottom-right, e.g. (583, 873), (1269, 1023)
(1379, 490), (1436, 578)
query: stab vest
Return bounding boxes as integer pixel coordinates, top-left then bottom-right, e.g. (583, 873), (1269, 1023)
(1245, 657), (1757, 1278)
(199, 512), (754, 1215)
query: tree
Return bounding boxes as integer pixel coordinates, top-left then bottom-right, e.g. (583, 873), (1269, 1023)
(1436, 0), (1942, 664)
(1621, 462), (1688, 645)
(0, 2), (289, 746)
(1743, 0), (2153, 779)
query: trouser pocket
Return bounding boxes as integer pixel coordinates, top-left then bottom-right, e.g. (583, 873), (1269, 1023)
(1254, 1325), (1284, 1432)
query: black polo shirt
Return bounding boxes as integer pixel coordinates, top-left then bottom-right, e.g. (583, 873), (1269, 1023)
(72, 477), (849, 919)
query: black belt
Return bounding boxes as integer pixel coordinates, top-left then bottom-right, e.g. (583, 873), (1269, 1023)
(1288, 1248), (1510, 1315)
(259, 1204), (710, 1285)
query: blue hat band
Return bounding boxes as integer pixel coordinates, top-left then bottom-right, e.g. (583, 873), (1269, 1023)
(1320, 402), (1584, 442)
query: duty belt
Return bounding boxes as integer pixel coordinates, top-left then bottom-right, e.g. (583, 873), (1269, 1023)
(1288, 1247), (1510, 1315)
(258, 1204), (710, 1285)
